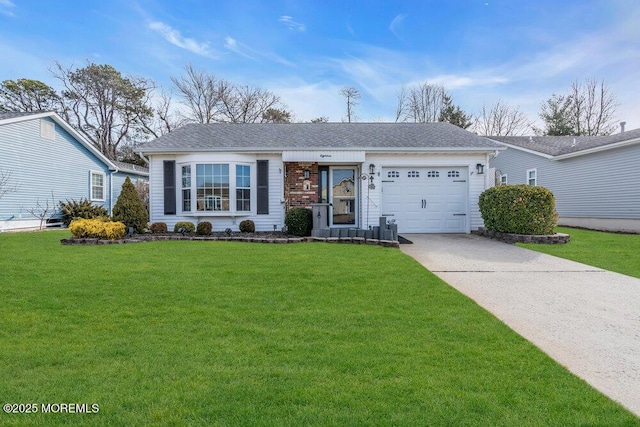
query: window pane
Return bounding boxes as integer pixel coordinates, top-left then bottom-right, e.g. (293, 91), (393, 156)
(196, 164), (229, 211)
(91, 173), (104, 200)
(236, 188), (250, 211)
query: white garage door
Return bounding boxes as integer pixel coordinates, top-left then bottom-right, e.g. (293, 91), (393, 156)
(381, 167), (468, 233)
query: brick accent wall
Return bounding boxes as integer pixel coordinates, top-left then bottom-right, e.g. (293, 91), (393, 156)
(284, 162), (318, 211)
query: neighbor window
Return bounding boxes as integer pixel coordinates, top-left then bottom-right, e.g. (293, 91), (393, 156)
(500, 174), (508, 185)
(90, 171), (105, 201)
(527, 169), (537, 186)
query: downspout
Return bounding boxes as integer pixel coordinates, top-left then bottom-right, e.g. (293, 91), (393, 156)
(109, 170), (116, 216)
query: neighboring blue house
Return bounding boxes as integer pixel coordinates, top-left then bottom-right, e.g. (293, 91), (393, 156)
(0, 111), (148, 231)
(488, 128), (640, 233)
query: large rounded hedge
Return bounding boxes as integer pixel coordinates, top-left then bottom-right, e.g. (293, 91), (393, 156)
(478, 185), (558, 235)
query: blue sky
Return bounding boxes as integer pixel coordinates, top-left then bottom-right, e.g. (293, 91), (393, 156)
(1, 0), (639, 130)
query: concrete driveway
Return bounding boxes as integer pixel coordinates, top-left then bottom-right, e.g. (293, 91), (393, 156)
(399, 233), (640, 417)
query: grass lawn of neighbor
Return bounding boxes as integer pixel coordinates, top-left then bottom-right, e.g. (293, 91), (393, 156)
(518, 227), (640, 279)
(1, 230), (638, 426)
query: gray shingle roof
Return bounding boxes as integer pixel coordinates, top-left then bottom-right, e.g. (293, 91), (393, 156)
(138, 122), (503, 153)
(489, 128), (640, 157)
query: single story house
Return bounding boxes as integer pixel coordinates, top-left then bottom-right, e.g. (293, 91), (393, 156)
(137, 122), (504, 234)
(0, 111), (149, 231)
(489, 128), (640, 233)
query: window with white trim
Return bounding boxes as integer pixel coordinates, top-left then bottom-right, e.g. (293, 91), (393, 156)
(181, 165), (191, 212)
(447, 170), (460, 178)
(236, 165), (250, 211)
(180, 163), (252, 213)
(387, 171), (399, 178)
(90, 171), (105, 201)
(500, 174), (508, 185)
(427, 170), (439, 178)
(196, 164), (229, 211)
(527, 169), (537, 186)
(407, 170), (420, 178)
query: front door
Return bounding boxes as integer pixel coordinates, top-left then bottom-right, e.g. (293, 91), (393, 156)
(330, 168), (356, 226)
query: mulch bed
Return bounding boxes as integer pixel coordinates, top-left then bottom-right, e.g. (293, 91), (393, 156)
(61, 231), (400, 247)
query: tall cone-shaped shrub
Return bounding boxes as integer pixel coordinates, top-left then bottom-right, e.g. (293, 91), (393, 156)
(112, 176), (149, 233)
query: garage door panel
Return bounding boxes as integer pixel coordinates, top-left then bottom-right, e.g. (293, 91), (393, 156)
(382, 167), (468, 233)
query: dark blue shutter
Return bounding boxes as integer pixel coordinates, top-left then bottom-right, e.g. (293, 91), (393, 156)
(257, 160), (269, 214)
(163, 160), (176, 215)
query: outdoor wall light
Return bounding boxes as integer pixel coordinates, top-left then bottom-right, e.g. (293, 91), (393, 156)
(369, 164), (375, 175)
(303, 169), (310, 179)
(476, 163), (485, 175)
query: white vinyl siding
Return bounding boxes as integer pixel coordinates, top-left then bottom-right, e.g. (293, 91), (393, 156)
(148, 154), (284, 232)
(40, 119), (55, 140)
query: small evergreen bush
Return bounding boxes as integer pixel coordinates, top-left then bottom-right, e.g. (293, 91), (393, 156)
(174, 221), (195, 233)
(149, 222), (168, 233)
(112, 176), (149, 233)
(285, 208), (312, 236)
(239, 219), (255, 233)
(69, 218), (126, 240)
(478, 184), (558, 235)
(59, 198), (108, 227)
(196, 221), (212, 235)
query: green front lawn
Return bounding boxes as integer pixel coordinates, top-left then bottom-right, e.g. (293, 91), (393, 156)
(518, 227), (640, 279)
(1, 231), (637, 426)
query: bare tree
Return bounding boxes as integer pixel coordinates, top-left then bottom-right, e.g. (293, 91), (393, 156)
(218, 84), (282, 123)
(395, 82), (448, 123)
(25, 192), (57, 230)
(171, 64), (288, 124)
(171, 64), (221, 124)
(569, 78), (617, 136)
(473, 100), (531, 136)
(51, 61), (155, 160)
(340, 86), (361, 123)
(0, 169), (19, 200)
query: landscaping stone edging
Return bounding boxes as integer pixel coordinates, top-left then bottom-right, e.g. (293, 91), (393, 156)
(61, 234), (400, 247)
(474, 229), (570, 244)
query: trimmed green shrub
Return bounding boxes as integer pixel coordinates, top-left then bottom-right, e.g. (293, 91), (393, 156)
(149, 222), (168, 233)
(112, 176), (149, 233)
(196, 221), (212, 236)
(69, 218), (126, 240)
(479, 184), (558, 235)
(285, 208), (312, 236)
(59, 198), (108, 227)
(239, 219), (255, 233)
(174, 221), (195, 233)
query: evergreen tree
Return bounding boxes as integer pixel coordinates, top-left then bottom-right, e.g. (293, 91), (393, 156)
(539, 94), (575, 135)
(438, 94), (473, 129)
(112, 176), (149, 233)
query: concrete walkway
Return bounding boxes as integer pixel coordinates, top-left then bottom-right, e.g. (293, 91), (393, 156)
(399, 233), (640, 417)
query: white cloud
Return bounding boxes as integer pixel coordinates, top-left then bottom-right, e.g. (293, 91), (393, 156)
(389, 14), (407, 39)
(148, 21), (218, 58)
(279, 16), (306, 32)
(0, 0), (15, 16)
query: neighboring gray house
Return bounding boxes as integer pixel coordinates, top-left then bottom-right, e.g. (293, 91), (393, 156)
(489, 128), (640, 232)
(0, 111), (148, 231)
(137, 122), (504, 234)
